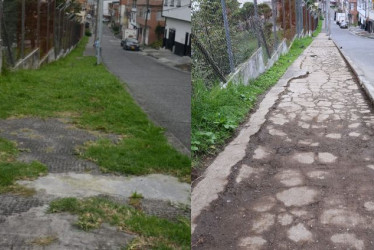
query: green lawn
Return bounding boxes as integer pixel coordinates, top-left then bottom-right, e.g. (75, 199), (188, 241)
(0, 36), (190, 182)
(49, 197), (190, 249)
(192, 21), (322, 167)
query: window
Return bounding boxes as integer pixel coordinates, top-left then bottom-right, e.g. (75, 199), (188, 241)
(157, 11), (163, 20)
(170, 0), (174, 6)
(132, 0), (137, 8)
(164, 0), (168, 6)
(176, 0), (181, 7)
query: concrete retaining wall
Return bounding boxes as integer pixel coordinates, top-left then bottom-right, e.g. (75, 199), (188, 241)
(266, 39), (289, 70)
(227, 47), (265, 85)
(13, 49), (40, 70)
(227, 37), (296, 85)
(12, 45), (76, 71)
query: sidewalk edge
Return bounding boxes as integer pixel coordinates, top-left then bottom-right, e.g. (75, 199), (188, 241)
(332, 40), (374, 104)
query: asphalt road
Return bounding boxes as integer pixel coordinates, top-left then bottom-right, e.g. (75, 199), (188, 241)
(100, 26), (191, 154)
(329, 11), (374, 87)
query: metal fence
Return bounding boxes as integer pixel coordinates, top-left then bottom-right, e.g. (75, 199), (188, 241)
(0, 0), (84, 70)
(192, 0), (319, 85)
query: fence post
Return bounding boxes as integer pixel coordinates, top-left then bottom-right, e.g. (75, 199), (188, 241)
(289, 0), (292, 33)
(220, 0), (234, 73)
(253, 0), (271, 58)
(254, 0), (261, 48)
(0, 0), (2, 73)
(37, 0), (41, 61)
(282, 0), (286, 37)
(21, 0), (25, 59)
(295, 0), (301, 37)
(300, 0), (303, 35)
(272, 0), (278, 49)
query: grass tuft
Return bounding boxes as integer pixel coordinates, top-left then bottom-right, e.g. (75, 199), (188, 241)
(48, 197), (190, 249)
(31, 235), (58, 246)
(0, 137), (47, 195)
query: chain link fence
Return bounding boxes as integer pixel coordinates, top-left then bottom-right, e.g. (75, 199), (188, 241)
(192, 0), (319, 86)
(1, 0), (84, 70)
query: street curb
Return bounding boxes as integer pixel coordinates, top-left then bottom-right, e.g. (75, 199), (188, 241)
(348, 28), (374, 39)
(332, 40), (374, 105)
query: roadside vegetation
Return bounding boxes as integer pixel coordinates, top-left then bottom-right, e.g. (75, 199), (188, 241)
(48, 196), (190, 249)
(192, 21), (322, 168)
(0, 36), (190, 182)
(0, 137), (47, 195)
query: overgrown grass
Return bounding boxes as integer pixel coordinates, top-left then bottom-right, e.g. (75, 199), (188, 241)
(48, 197), (190, 249)
(0, 36), (190, 181)
(0, 137), (47, 195)
(192, 21), (322, 167)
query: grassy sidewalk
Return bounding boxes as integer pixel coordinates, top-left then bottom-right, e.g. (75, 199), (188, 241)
(192, 22), (322, 168)
(0, 138), (47, 195)
(0, 37), (190, 182)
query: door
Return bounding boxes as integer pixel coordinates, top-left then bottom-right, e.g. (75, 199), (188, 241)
(167, 29), (175, 51)
(184, 32), (191, 56)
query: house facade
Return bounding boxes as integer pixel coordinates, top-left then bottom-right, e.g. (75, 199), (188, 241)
(136, 0), (165, 44)
(162, 0), (191, 56)
(120, 0), (165, 44)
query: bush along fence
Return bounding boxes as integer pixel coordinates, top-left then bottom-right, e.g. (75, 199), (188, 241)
(191, 0), (319, 86)
(0, 0), (84, 71)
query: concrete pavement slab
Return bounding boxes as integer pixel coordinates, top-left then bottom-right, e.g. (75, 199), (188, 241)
(192, 33), (374, 249)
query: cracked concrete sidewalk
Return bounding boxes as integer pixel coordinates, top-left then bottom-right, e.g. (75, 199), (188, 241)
(0, 118), (190, 249)
(192, 33), (374, 249)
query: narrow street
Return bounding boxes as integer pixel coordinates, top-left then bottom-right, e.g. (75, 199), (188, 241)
(330, 8), (374, 90)
(101, 26), (191, 153)
(192, 33), (374, 249)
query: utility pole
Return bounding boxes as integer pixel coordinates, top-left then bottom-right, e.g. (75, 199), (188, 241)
(143, 0), (150, 46)
(253, 0), (261, 48)
(325, 0), (328, 32)
(221, 0), (235, 73)
(97, 0), (103, 64)
(95, 0), (99, 42)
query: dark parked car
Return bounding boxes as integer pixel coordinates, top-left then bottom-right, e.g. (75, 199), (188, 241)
(339, 21), (348, 29)
(121, 38), (140, 51)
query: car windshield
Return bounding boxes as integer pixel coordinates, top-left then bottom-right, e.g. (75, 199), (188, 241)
(127, 39), (138, 44)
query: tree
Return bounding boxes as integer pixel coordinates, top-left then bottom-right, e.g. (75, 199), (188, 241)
(238, 2), (254, 21)
(258, 3), (271, 21)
